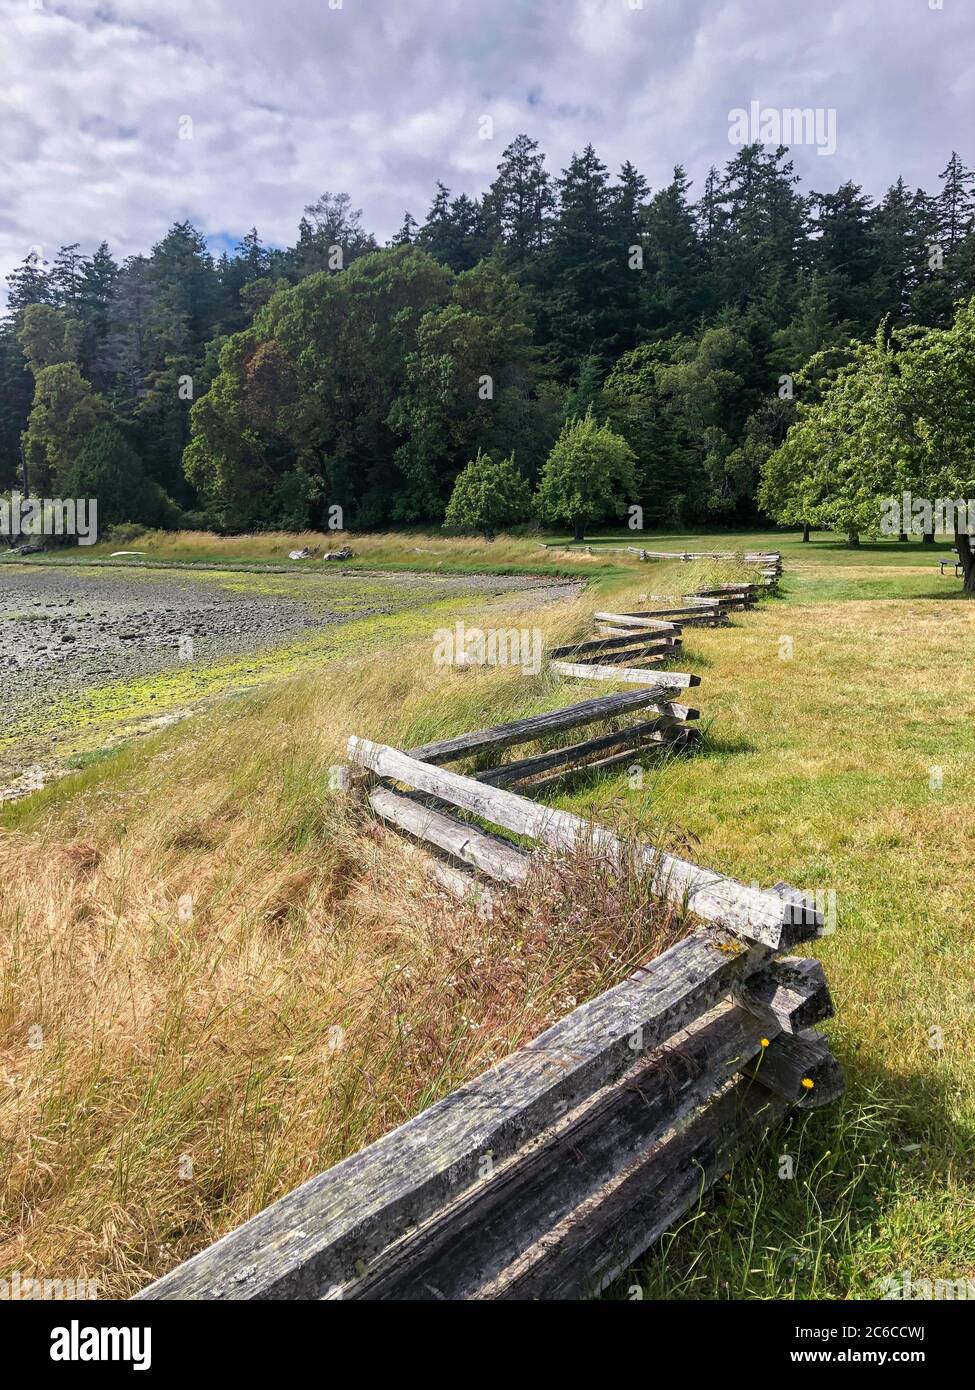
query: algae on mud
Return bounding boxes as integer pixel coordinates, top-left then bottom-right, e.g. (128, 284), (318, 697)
(0, 561), (580, 794)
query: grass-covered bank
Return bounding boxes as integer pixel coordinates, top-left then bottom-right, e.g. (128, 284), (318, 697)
(3, 526), (620, 581)
(586, 544), (974, 1298)
(2, 530), (973, 1298)
(0, 555), (714, 1295)
(0, 559), (584, 790)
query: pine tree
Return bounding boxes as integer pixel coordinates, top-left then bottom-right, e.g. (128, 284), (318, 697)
(644, 166), (709, 338)
(697, 166), (727, 269)
(770, 274), (854, 388)
(50, 244), (87, 313)
(602, 342), (707, 527)
(546, 145), (631, 371)
(64, 421), (173, 527)
(487, 134), (554, 265)
(870, 178), (930, 322)
(0, 322), (33, 489)
(6, 250), (51, 311)
(235, 229), (270, 279)
(610, 160), (650, 353)
(145, 222), (220, 363)
(391, 212), (419, 245)
(105, 255), (153, 397)
(417, 185), (489, 271)
(911, 154), (975, 326)
(937, 151), (975, 250)
(710, 144), (808, 320)
(810, 182), (878, 333)
(78, 242), (119, 389)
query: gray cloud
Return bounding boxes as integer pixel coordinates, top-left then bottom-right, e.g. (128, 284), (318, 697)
(1, 0), (973, 284)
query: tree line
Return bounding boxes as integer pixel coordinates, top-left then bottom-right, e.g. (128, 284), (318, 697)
(2, 136), (974, 537)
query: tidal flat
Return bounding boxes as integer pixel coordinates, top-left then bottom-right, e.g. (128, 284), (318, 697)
(0, 560), (579, 795)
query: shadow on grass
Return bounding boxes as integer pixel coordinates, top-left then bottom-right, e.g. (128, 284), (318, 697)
(667, 650), (713, 671)
(604, 1054), (974, 1300)
(922, 586), (975, 602)
(696, 725), (757, 758)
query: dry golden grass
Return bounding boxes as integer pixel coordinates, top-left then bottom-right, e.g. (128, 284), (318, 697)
(0, 568), (716, 1296)
(79, 526), (621, 574)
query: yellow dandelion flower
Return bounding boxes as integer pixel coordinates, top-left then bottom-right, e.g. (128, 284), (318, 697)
(801, 1077), (815, 1090)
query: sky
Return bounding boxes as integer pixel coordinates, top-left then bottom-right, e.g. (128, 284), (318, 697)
(1, 0), (973, 288)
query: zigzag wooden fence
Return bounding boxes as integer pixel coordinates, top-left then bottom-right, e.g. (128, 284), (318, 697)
(549, 553), (781, 684)
(139, 659), (842, 1302)
(625, 548), (783, 587)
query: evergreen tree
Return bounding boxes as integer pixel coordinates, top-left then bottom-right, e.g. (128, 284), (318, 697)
(697, 165), (726, 270)
(418, 186), (490, 272)
(546, 145), (631, 370)
(770, 274), (855, 384)
(144, 222), (220, 364)
(610, 160), (650, 353)
(644, 166), (710, 338)
(709, 144), (808, 318)
(487, 134), (554, 265)
(912, 154), (975, 325)
(870, 178), (930, 323)
(0, 323), (32, 489)
(937, 151), (975, 250)
(104, 255), (153, 397)
(602, 341), (707, 527)
(653, 313), (760, 515)
(78, 242), (120, 389)
(810, 182), (878, 333)
(48, 243), (87, 315)
(288, 192), (376, 278)
(6, 250), (51, 311)
(391, 212), (419, 246)
(64, 421), (175, 528)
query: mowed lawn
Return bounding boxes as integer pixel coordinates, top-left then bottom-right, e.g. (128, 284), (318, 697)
(561, 534), (975, 1298)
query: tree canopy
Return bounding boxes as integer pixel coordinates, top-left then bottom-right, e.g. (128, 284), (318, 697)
(760, 296), (975, 577)
(2, 136), (974, 538)
(443, 449), (532, 538)
(535, 410), (637, 540)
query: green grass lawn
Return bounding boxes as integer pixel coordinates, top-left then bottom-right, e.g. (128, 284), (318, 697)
(544, 534), (975, 1298)
(551, 525), (962, 567)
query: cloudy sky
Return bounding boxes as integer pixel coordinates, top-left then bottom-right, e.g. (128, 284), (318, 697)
(1, 0), (973, 286)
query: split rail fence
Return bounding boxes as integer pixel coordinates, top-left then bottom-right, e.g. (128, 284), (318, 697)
(140, 648), (842, 1302)
(549, 552), (781, 685)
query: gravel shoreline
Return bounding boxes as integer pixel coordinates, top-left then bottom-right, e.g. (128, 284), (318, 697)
(0, 563), (581, 797)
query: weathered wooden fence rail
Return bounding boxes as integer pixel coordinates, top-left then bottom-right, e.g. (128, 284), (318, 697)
(139, 936), (837, 1299)
(138, 667), (841, 1302)
(549, 553), (781, 685)
(550, 545), (783, 591)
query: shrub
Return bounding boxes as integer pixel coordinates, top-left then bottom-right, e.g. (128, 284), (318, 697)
(535, 410), (637, 541)
(443, 449), (532, 539)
